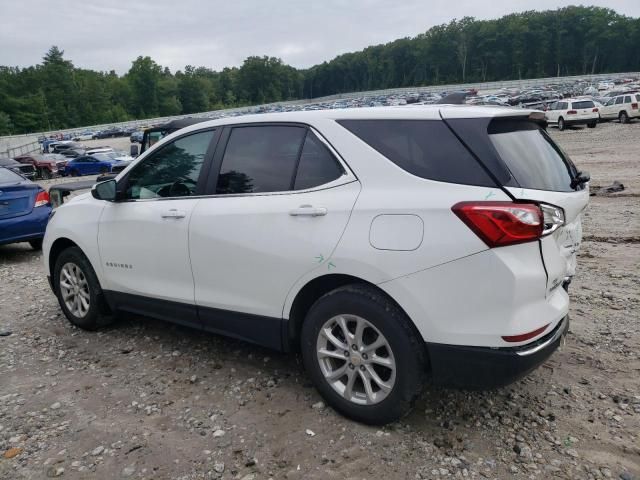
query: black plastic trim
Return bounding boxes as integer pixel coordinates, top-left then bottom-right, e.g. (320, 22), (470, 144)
(102, 290), (284, 351)
(427, 316), (569, 389)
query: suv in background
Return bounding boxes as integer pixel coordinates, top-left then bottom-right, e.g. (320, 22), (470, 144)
(14, 154), (60, 179)
(44, 106), (589, 424)
(545, 98), (599, 130)
(599, 93), (640, 123)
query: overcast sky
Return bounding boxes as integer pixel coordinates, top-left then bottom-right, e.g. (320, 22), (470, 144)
(1, 0), (639, 74)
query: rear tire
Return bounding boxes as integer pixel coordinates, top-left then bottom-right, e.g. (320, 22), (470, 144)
(587, 121), (597, 128)
(557, 117), (565, 131)
(29, 238), (43, 250)
(53, 247), (114, 331)
(70, 169), (79, 177)
(300, 284), (425, 425)
(619, 111), (629, 124)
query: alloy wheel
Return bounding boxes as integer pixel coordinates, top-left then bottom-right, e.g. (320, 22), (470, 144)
(316, 314), (396, 405)
(59, 262), (91, 318)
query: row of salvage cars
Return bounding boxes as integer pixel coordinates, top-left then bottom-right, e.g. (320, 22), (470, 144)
(544, 92), (640, 130)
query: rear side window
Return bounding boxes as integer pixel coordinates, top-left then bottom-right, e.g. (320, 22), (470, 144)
(616, 97), (624, 105)
(558, 102), (568, 110)
(488, 121), (578, 192)
(294, 132), (344, 190)
(571, 101), (594, 109)
(216, 126), (306, 194)
(338, 119), (494, 186)
(624, 96), (632, 103)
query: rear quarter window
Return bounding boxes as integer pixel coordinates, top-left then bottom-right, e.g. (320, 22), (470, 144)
(488, 121), (578, 192)
(337, 119), (494, 187)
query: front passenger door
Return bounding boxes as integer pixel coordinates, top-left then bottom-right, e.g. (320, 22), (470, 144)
(97, 129), (218, 327)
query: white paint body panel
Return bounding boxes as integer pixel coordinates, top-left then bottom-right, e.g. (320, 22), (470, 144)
(369, 214), (424, 251)
(189, 182), (360, 318)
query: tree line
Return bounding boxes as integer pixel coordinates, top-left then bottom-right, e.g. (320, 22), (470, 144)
(0, 6), (638, 135)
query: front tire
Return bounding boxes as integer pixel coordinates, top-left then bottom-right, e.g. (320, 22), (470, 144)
(53, 247), (114, 330)
(301, 284), (425, 425)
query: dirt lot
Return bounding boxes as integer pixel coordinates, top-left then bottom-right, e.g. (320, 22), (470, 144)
(1, 121), (639, 480)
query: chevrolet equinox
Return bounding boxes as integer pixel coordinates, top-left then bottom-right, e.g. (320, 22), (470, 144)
(44, 106), (589, 424)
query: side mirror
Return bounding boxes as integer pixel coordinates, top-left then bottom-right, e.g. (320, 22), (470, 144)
(130, 144), (139, 157)
(92, 179), (118, 201)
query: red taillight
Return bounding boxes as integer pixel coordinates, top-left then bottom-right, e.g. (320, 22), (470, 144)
(632, 103), (638, 109)
(452, 201), (543, 248)
(34, 191), (50, 207)
(592, 108), (599, 113)
(567, 110), (577, 115)
(502, 324), (549, 343)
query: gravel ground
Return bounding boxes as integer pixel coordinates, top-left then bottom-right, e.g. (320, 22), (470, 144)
(1, 121), (639, 480)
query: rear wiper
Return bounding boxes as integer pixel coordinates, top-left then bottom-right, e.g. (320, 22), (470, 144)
(571, 171), (590, 189)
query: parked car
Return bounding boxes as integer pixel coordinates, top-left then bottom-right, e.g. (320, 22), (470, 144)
(52, 142), (84, 154)
(598, 93), (640, 123)
(93, 128), (126, 139)
(545, 98), (599, 130)
(0, 157), (37, 180)
(64, 156), (113, 176)
(13, 153), (60, 179)
(91, 151), (134, 174)
(0, 166), (51, 250)
(44, 106), (588, 424)
(130, 131), (144, 143)
(73, 131), (95, 141)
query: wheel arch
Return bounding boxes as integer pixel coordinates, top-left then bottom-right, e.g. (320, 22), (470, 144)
(48, 237), (80, 277)
(284, 273), (420, 354)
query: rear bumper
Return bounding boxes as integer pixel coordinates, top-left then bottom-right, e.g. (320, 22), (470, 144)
(0, 206), (51, 246)
(427, 315), (569, 389)
(563, 118), (597, 126)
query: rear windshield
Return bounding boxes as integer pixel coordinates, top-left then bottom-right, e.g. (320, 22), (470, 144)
(337, 119), (494, 186)
(571, 100), (594, 109)
(488, 121), (578, 192)
(0, 167), (24, 183)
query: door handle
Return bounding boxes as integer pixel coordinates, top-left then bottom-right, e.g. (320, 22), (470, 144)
(289, 205), (327, 217)
(161, 209), (186, 219)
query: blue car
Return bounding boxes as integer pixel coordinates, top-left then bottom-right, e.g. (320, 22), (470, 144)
(0, 167), (52, 250)
(64, 155), (113, 177)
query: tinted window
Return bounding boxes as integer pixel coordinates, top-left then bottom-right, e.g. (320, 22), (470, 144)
(294, 132), (344, 190)
(0, 167), (23, 183)
(126, 130), (214, 199)
(489, 121), (578, 192)
(338, 119), (493, 186)
(616, 97), (624, 104)
(572, 101), (594, 109)
(216, 126), (306, 194)
(624, 96), (632, 103)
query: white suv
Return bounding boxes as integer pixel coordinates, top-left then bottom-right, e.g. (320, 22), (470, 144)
(599, 93), (640, 123)
(43, 107), (589, 424)
(544, 98), (599, 130)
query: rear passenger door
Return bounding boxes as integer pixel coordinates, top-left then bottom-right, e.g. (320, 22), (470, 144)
(189, 124), (360, 349)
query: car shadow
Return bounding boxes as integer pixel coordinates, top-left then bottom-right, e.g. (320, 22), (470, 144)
(0, 243), (40, 264)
